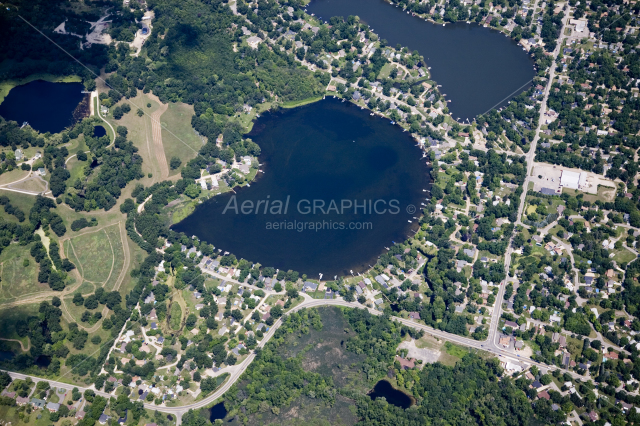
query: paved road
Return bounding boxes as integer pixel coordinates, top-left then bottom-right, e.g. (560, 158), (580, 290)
(492, 9), (571, 350)
(1, 10), (584, 426)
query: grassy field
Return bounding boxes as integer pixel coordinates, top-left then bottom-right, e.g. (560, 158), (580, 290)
(613, 248), (636, 265)
(169, 198), (197, 224)
(9, 177), (47, 193)
(0, 73), (82, 104)
(160, 102), (202, 176)
(0, 168), (30, 185)
(65, 134), (90, 186)
(65, 225), (118, 283)
(169, 299), (183, 331)
(377, 62), (395, 80)
(562, 185), (616, 203)
(414, 334), (471, 366)
(102, 223), (126, 291)
(0, 244), (47, 304)
(101, 91), (163, 187)
(282, 95), (323, 109)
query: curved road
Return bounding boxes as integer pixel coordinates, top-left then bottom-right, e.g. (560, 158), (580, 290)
(0, 11), (582, 426)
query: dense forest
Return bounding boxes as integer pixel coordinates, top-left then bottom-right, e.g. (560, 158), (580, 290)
(0, 0), (107, 89)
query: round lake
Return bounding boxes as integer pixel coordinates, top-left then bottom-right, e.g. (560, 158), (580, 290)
(173, 98), (430, 277)
(0, 80), (86, 134)
(307, 0), (536, 121)
(93, 125), (106, 137)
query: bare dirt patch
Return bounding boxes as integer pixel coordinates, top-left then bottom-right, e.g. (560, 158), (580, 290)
(398, 339), (441, 366)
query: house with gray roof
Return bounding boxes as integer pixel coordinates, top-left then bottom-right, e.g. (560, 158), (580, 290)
(30, 398), (46, 409)
(302, 281), (318, 292)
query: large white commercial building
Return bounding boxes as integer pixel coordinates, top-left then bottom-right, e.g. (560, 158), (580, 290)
(560, 170), (587, 190)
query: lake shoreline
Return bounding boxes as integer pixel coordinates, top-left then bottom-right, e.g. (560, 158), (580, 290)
(173, 98), (432, 277)
(0, 74), (82, 105)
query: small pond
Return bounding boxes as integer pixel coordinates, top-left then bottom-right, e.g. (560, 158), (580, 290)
(35, 355), (51, 368)
(0, 80), (86, 134)
(93, 125), (106, 137)
(205, 402), (227, 421)
(0, 351), (15, 361)
(368, 379), (414, 408)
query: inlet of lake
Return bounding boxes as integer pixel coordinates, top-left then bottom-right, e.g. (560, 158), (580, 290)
(173, 98), (430, 277)
(307, 0), (536, 121)
(0, 80), (86, 134)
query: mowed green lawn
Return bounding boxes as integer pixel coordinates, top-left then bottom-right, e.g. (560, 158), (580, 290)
(160, 102), (202, 176)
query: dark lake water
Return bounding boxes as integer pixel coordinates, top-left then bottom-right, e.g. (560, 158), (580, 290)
(0, 351), (15, 361)
(93, 125), (106, 137)
(0, 80), (85, 134)
(307, 0), (536, 121)
(173, 98), (430, 277)
(35, 355), (51, 368)
(205, 402), (227, 421)
(369, 379), (414, 408)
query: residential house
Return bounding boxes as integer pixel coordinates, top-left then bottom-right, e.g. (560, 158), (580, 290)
(408, 312), (421, 320)
(302, 281), (318, 292)
(604, 351), (619, 360)
(47, 402), (60, 412)
(31, 398), (46, 409)
(537, 391), (551, 400)
(504, 320), (518, 329)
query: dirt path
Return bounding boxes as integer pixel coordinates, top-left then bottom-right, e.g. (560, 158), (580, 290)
(148, 94), (169, 179)
(0, 222), (132, 335)
(0, 337), (30, 352)
(60, 221), (131, 333)
(82, 221), (132, 333)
